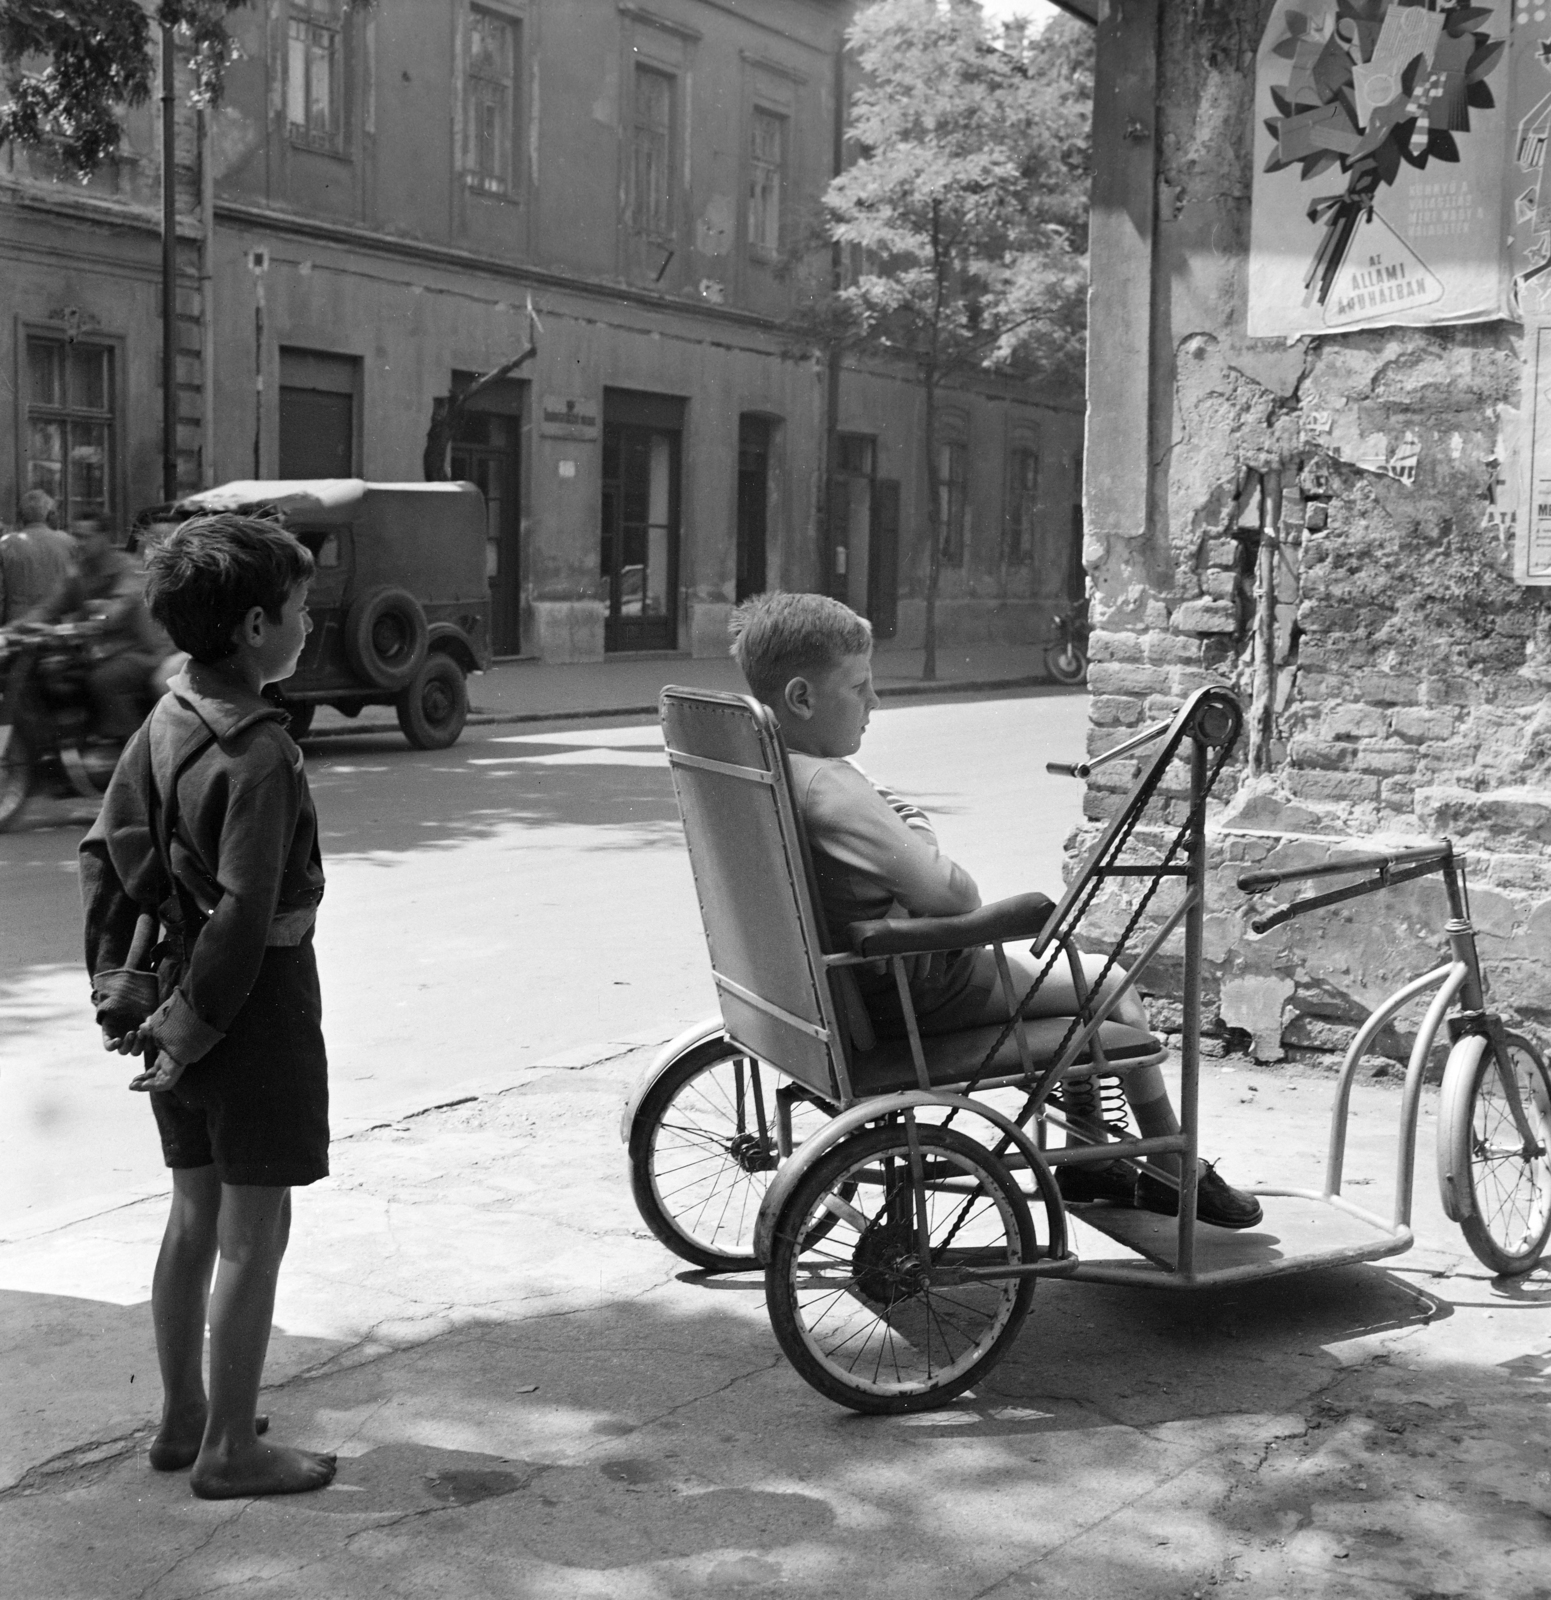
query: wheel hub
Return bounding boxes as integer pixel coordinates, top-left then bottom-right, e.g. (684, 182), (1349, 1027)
(727, 1131), (777, 1174)
(851, 1215), (928, 1303)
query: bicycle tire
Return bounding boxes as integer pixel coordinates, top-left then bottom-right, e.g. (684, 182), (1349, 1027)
(766, 1123), (1038, 1414)
(628, 1036), (835, 1272)
(1438, 1030), (1551, 1276)
(1045, 643), (1086, 686)
(0, 724), (30, 831)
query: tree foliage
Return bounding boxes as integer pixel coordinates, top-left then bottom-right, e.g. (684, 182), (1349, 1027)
(827, 0), (1092, 379)
(1, 1), (254, 180)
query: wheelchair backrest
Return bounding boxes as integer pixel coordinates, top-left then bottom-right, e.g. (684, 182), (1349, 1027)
(660, 687), (853, 1102)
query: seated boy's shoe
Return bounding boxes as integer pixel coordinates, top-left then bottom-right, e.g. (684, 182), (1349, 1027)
(1136, 1161), (1263, 1230)
(1055, 1160), (1138, 1207)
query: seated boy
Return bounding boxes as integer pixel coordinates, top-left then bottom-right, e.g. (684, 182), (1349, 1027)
(728, 591), (1261, 1230)
(80, 513), (337, 1497)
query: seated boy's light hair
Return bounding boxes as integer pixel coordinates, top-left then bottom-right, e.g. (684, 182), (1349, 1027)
(729, 591), (872, 705)
(144, 513), (315, 664)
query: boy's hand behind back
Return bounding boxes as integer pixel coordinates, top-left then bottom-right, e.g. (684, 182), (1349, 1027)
(128, 1045), (188, 1094)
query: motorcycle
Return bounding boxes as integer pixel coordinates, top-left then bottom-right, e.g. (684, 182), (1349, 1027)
(0, 620), (133, 830)
(1045, 597), (1090, 686)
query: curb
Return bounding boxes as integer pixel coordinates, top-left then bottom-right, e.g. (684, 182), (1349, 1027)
(302, 673), (1065, 741)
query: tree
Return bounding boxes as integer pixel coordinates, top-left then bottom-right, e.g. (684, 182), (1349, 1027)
(423, 301), (542, 481)
(821, 0), (1092, 679)
(0, 1), (251, 180)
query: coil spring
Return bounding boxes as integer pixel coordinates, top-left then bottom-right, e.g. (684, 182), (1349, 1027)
(1053, 1072), (1129, 1138)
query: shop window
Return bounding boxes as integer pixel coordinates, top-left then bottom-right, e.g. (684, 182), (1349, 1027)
(24, 334), (115, 530)
(464, 7), (518, 194)
(1006, 439), (1041, 565)
(632, 65), (674, 238)
(936, 431), (967, 566)
(748, 107), (785, 254)
(287, 0), (346, 154)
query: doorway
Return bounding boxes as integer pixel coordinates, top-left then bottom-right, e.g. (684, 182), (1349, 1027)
(451, 399), (523, 656)
(601, 391), (684, 652)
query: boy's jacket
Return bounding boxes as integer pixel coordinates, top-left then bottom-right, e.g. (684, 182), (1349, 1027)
(80, 663), (325, 1066)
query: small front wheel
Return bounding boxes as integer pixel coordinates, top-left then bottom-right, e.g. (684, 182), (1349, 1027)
(1045, 641), (1086, 686)
(396, 654), (468, 750)
(1438, 1030), (1551, 1276)
(766, 1123), (1039, 1413)
(628, 1037), (835, 1271)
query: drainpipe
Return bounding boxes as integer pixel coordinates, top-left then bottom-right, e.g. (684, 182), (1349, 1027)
(161, 23), (178, 503)
(199, 108), (215, 489)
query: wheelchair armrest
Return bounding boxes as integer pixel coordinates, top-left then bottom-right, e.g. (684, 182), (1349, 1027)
(848, 892), (1056, 958)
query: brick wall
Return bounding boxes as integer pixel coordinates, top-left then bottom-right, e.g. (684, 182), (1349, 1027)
(1075, 1), (1551, 1073)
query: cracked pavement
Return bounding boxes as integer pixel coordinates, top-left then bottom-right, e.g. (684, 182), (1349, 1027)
(2, 1048), (1548, 1600)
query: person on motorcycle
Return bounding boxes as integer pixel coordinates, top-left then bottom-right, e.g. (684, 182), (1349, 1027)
(32, 517), (166, 743)
(1, 490), (77, 623)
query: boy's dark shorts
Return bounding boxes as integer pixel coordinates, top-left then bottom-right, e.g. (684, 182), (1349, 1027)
(150, 936), (329, 1187)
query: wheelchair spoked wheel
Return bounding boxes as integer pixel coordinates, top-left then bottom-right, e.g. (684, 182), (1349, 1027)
(766, 1123), (1039, 1414)
(1438, 1030), (1551, 1276)
(629, 1036), (838, 1272)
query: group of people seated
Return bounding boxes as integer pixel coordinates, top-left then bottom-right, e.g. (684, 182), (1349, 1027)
(0, 489), (179, 750)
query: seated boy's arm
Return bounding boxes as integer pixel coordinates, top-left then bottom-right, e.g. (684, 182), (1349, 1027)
(808, 760), (980, 916)
(142, 758), (301, 1066)
(865, 774), (936, 839)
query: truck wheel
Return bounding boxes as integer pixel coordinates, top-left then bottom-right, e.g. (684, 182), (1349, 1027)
(344, 586), (429, 691)
(396, 654), (468, 749)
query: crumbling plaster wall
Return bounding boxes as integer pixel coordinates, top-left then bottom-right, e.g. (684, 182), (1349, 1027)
(1075, 0), (1551, 1069)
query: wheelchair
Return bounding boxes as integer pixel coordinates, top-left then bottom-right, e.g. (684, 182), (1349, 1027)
(622, 684), (1551, 1414)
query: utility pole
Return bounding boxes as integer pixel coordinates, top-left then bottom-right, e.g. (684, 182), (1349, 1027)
(160, 22), (178, 503)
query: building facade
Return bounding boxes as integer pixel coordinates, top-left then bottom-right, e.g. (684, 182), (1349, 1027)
(1, 0), (1083, 664)
(1078, 0), (1551, 1066)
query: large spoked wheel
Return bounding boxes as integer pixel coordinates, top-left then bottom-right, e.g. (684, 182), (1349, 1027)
(628, 1037), (837, 1272)
(0, 723), (31, 831)
(766, 1122), (1038, 1414)
(1438, 1030), (1551, 1276)
(1045, 641), (1086, 686)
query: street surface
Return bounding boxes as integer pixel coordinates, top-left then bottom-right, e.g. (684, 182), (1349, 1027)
(2, 686), (1547, 1600)
(0, 688), (1086, 1238)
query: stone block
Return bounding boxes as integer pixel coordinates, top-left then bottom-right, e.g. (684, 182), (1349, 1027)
(1486, 855), (1551, 892)
(1283, 1015), (1357, 1053)
(1389, 706), (1458, 743)
(1145, 601), (1171, 629)
(1144, 633), (1204, 666)
(1143, 694), (1185, 723)
(1419, 677), (1473, 707)
(1171, 667), (1225, 696)
(1202, 569), (1239, 602)
(1414, 785), (1551, 847)
(1172, 598), (1238, 634)
(1285, 769), (1381, 803)
(1087, 662), (1171, 696)
(1493, 679), (1545, 708)
(1205, 538), (1239, 567)
(1216, 785), (1332, 834)
(531, 600), (605, 664)
(1089, 630), (1145, 664)
(688, 602), (733, 660)
(1321, 703), (1387, 740)
(1287, 736), (1354, 770)
(1354, 746), (1418, 776)
(1090, 695), (1144, 728)
(1356, 672), (1420, 705)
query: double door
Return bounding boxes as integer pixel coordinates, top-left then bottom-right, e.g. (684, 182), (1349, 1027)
(451, 410), (522, 656)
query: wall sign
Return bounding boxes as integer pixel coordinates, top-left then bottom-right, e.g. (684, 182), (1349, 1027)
(540, 395), (599, 440)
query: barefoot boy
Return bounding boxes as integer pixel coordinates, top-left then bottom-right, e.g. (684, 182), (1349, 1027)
(729, 591), (1261, 1230)
(80, 514), (337, 1497)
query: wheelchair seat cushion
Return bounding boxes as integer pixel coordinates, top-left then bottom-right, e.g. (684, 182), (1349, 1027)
(848, 1016), (1164, 1096)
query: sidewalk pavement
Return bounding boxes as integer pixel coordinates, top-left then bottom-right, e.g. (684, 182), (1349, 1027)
(3, 1046), (1547, 1600)
(311, 639), (1055, 736)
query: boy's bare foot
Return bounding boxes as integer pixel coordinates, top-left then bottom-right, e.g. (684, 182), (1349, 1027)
(149, 1412), (269, 1472)
(190, 1437), (337, 1500)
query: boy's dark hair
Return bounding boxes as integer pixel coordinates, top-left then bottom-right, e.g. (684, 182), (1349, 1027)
(144, 513), (315, 663)
(729, 591), (872, 704)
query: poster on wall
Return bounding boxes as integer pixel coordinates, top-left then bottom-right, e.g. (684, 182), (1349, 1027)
(1248, 0), (1514, 339)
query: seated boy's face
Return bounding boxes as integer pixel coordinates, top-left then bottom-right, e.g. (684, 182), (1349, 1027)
(789, 651), (878, 759)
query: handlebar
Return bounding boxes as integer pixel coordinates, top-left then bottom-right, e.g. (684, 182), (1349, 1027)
(1045, 717), (1170, 781)
(1237, 843), (1452, 893)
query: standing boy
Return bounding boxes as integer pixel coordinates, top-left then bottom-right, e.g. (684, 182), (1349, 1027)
(728, 590), (1261, 1230)
(80, 514), (337, 1498)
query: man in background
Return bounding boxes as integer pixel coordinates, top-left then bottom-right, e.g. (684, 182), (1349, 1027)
(0, 489), (77, 623)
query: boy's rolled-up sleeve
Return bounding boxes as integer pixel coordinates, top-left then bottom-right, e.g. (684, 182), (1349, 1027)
(806, 760), (980, 917)
(144, 757), (300, 1064)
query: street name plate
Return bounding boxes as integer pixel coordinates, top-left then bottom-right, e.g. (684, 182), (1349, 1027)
(540, 395), (599, 440)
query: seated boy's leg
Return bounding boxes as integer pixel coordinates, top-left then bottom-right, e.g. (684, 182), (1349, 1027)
(190, 1183), (336, 1499)
(938, 946), (1149, 1032)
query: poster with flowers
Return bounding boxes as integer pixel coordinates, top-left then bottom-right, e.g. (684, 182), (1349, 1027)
(1248, 0), (1513, 338)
